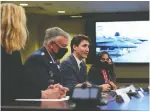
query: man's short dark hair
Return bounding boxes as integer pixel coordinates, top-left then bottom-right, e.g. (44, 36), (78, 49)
(71, 34), (91, 53)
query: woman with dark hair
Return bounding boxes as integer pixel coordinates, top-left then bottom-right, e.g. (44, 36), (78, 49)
(88, 51), (118, 90)
(107, 57), (116, 82)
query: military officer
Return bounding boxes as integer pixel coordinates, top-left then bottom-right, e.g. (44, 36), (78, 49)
(21, 27), (70, 99)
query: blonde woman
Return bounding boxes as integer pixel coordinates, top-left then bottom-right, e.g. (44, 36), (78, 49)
(1, 3), (28, 105)
(1, 3), (69, 105)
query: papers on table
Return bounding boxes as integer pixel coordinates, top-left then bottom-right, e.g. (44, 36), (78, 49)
(116, 84), (136, 94)
(15, 96), (70, 102)
(114, 84), (145, 103)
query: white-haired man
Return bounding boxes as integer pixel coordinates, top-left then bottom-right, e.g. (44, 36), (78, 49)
(21, 27), (70, 99)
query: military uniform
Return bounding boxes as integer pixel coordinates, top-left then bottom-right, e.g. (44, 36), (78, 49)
(20, 47), (62, 99)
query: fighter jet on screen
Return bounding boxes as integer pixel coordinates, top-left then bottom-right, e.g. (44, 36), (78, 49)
(96, 35), (137, 56)
(96, 30), (149, 57)
(137, 38), (148, 42)
(118, 37), (142, 44)
(114, 32), (142, 44)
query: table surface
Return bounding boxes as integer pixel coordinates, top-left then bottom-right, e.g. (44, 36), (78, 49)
(1, 91), (149, 111)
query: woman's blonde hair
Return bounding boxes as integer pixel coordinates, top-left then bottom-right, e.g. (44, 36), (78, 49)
(1, 3), (28, 54)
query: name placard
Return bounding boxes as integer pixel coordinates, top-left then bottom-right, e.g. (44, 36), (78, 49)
(116, 90), (130, 103)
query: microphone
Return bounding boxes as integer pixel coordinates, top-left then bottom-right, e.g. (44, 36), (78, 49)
(81, 82), (88, 89)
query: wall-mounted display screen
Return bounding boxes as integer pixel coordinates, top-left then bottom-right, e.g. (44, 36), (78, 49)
(96, 21), (150, 63)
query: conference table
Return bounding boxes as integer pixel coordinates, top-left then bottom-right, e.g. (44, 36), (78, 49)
(1, 90), (149, 111)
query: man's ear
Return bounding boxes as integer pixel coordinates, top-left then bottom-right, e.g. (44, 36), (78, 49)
(47, 41), (54, 49)
(73, 44), (77, 51)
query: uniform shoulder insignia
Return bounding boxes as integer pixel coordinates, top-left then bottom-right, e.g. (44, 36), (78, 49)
(41, 52), (45, 56)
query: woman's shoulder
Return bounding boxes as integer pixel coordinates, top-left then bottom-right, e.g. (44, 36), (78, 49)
(1, 46), (21, 60)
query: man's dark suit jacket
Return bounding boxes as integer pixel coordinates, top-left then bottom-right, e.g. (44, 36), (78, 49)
(21, 47), (62, 99)
(60, 54), (87, 89)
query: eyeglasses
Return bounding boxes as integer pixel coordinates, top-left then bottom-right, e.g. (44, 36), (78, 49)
(53, 41), (66, 48)
(53, 42), (61, 48)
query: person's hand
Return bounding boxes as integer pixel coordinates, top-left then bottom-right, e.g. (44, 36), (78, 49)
(48, 84), (69, 98)
(42, 84), (69, 99)
(41, 87), (61, 99)
(75, 83), (83, 88)
(99, 84), (111, 91)
(109, 81), (118, 90)
(75, 82), (92, 88)
(84, 82), (92, 87)
(47, 84), (63, 89)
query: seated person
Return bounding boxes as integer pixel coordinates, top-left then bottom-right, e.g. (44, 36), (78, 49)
(60, 35), (110, 92)
(88, 51), (118, 90)
(21, 27), (69, 99)
(107, 57), (116, 82)
(60, 34), (92, 90)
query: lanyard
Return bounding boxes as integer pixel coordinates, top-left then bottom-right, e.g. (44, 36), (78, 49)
(101, 69), (109, 84)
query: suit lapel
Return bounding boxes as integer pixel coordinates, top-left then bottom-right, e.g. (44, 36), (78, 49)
(70, 54), (80, 73)
(69, 54), (85, 82)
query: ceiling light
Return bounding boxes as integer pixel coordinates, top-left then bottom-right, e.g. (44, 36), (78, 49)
(57, 11), (65, 13)
(20, 3), (28, 6)
(70, 15), (82, 18)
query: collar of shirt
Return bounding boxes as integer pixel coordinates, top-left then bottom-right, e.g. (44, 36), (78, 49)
(73, 54), (82, 69)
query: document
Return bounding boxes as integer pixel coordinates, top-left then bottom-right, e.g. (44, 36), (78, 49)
(115, 84), (136, 94)
(15, 96), (70, 102)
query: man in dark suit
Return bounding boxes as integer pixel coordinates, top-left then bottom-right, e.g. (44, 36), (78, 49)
(60, 34), (111, 92)
(21, 27), (69, 99)
(60, 34), (92, 90)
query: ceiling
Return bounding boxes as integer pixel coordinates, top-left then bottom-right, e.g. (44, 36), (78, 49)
(2, 1), (149, 16)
